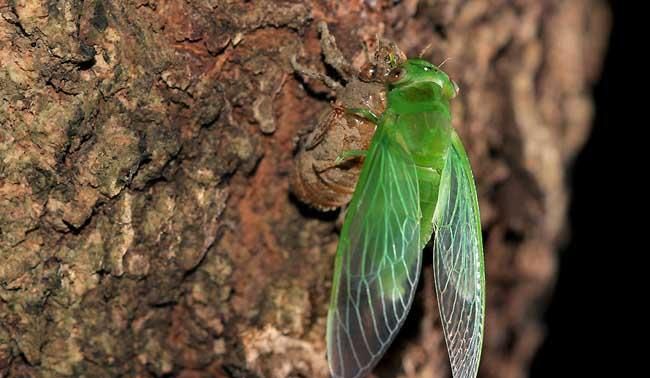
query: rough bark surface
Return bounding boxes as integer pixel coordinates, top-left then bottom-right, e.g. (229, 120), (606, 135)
(0, 1), (609, 378)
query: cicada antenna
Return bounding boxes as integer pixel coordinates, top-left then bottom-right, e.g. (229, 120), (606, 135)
(437, 57), (452, 68)
(418, 43), (434, 59)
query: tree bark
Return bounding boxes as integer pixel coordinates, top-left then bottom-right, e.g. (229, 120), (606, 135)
(0, 1), (609, 377)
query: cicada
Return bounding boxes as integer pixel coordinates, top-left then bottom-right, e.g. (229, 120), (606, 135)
(290, 22), (406, 210)
(327, 59), (485, 378)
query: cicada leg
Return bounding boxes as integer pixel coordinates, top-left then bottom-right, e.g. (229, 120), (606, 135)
(291, 22), (357, 94)
(303, 106), (346, 150)
(316, 21), (356, 81)
(291, 55), (343, 92)
(311, 161), (358, 198)
(312, 149), (368, 174)
(346, 108), (380, 124)
(333, 149), (367, 165)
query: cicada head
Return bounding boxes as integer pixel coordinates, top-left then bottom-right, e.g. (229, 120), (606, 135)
(387, 58), (459, 100)
(358, 39), (407, 83)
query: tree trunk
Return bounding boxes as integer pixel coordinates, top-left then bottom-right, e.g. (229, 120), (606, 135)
(0, 1), (609, 377)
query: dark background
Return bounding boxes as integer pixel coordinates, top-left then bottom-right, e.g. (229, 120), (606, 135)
(531, 1), (636, 376)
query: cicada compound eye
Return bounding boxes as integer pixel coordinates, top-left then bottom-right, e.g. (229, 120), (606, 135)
(387, 67), (405, 84)
(358, 63), (377, 82)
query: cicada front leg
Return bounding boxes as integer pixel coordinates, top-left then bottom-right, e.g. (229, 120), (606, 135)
(315, 21), (356, 80)
(291, 55), (343, 93)
(291, 22), (356, 95)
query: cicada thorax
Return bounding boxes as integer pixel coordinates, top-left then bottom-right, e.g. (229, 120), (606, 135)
(290, 80), (386, 210)
(290, 31), (406, 211)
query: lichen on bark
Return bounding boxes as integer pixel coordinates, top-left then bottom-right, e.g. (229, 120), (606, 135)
(1, 1), (609, 377)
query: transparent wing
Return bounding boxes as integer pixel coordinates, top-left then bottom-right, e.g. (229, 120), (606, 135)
(327, 130), (422, 378)
(433, 131), (485, 378)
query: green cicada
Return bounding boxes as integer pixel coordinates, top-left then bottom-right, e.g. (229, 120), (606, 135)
(327, 59), (485, 378)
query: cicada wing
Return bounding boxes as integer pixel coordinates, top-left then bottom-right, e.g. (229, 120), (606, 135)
(327, 131), (422, 378)
(433, 131), (485, 378)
